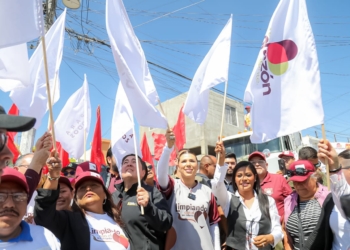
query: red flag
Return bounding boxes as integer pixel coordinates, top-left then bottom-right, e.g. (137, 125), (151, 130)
(90, 106), (106, 173)
(141, 132), (157, 181)
(7, 104), (19, 141)
(172, 105), (186, 151)
(152, 132), (177, 166)
(56, 142), (69, 167)
(7, 136), (20, 163)
(7, 104), (20, 163)
(152, 133), (166, 161)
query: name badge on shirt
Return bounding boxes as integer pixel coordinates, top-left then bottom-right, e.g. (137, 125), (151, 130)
(264, 188), (273, 196)
(127, 201), (138, 206)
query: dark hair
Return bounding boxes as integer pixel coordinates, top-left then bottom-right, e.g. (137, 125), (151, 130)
(225, 153), (237, 161)
(299, 146), (318, 160)
(106, 147), (112, 166)
(72, 183), (123, 227)
(121, 154), (148, 181)
(231, 161), (271, 220)
(339, 149), (350, 159)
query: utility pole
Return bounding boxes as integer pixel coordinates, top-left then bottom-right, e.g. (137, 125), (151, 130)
(19, 0), (57, 154)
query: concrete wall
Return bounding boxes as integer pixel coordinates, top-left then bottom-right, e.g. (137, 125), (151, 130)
(139, 90), (246, 157)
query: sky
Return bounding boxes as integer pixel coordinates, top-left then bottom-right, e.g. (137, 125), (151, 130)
(1, 0), (350, 151)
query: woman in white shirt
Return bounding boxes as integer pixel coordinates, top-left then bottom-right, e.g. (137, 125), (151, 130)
(318, 141), (350, 250)
(35, 156), (130, 250)
(212, 149), (283, 250)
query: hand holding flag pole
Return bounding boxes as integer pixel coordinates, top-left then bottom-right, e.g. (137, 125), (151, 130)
(321, 124), (331, 190)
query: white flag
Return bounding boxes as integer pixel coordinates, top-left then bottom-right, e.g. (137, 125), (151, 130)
(244, 0), (324, 143)
(106, 0), (167, 129)
(10, 9), (66, 129)
(0, 0), (44, 48)
(55, 74), (91, 159)
(183, 15), (232, 124)
(111, 83), (142, 173)
(0, 44), (30, 92)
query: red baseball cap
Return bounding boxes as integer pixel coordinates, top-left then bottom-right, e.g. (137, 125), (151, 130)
(288, 160), (315, 183)
(248, 151), (266, 161)
(59, 176), (73, 190)
(76, 161), (98, 176)
(1, 167), (29, 193)
(74, 171), (104, 189)
(278, 151), (295, 158)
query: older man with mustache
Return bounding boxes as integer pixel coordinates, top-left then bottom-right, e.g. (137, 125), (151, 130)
(0, 167), (60, 248)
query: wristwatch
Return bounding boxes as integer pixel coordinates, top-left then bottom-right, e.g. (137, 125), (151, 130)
(329, 165), (342, 173)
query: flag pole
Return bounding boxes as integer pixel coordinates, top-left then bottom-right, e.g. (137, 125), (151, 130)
(41, 35), (57, 152)
(217, 80), (228, 164)
(131, 115), (144, 215)
(321, 124), (331, 190)
(84, 130), (87, 161)
(157, 99), (179, 155)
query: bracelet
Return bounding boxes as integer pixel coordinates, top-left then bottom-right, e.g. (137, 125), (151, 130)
(329, 165), (342, 173)
(47, 175), (60, 181)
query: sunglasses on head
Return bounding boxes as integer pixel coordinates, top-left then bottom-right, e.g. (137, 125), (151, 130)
(287, 168), (314, 177)
(313, 161), (321, 168)
(0, 133), (8, 152)
(63, 170), (75, 176)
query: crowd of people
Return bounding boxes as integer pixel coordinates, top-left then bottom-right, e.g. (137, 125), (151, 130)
(0, 106), (349, 249)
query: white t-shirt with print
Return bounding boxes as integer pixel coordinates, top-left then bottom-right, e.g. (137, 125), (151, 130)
(86, 212), (130, 250)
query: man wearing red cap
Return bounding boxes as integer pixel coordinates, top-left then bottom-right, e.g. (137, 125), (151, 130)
(278, 151), (295, 170)
(0, 168), (60, 248)
(248, 151), (292, 221)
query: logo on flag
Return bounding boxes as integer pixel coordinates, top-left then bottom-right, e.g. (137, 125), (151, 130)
(259, 36), (298, 96)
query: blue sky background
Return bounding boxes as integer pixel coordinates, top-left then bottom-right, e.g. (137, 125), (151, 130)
(1, 0), (350, 149)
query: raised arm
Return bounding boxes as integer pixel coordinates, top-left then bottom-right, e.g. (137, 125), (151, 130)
(157, 129), (175, 189)
(318, 139), (350, 218)
(34, 151), (68, 239)
(211, 139), (230, 216)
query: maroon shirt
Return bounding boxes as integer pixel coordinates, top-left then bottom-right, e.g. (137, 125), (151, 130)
(24, 169), (41, 202)
(260, 172), (292, 221)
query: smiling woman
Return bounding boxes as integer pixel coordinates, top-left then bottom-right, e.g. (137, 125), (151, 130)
(212, 160), (283, 250)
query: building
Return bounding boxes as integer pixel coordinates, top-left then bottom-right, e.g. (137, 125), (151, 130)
(140, 90), (246, 158)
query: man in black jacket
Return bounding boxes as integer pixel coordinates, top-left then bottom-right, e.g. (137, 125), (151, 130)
(112, 154), (172, 250)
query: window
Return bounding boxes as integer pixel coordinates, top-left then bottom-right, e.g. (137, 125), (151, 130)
(225, 105), (238, 126)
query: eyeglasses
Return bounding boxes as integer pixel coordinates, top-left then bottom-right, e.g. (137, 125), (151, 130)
(313, 161), (321, 168)
(63, 170), (75, 176)
(0, 193), (28, 203)
(147, 165), (153, 170)
(250, 160), (266, 165)
(289, 168), (314, 177)
(0, 133), (8, 152)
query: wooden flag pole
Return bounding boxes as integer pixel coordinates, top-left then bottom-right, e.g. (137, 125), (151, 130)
(217, 81), (228, 164)
(84, 130), (87, 161)
(131, 115), (144, 215)
(41, 35), (57, 152)
(321, 124), (331, 190)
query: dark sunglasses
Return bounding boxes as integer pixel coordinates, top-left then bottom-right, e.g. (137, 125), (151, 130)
(313, 161), (322, 168)
(147, 165), (153, 170)
(288, 168), (314, 177)
(63, 170), (76, 176)
(0, 133), (8, 152)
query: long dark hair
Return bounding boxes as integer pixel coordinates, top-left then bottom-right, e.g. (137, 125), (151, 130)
(231, 161), (271, 220)
(72, 183), (124, 227)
